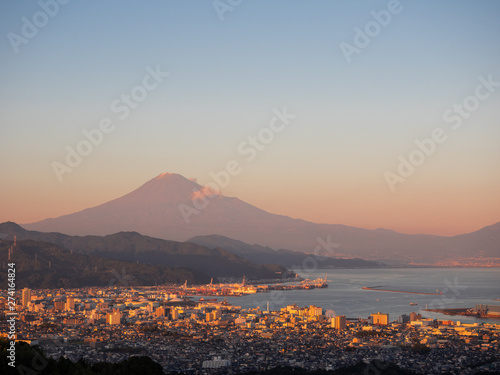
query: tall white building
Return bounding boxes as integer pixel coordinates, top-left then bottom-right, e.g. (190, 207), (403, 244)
(22, 288), (31, 308)
(66, 297), (75, 311)
(331, 315), (346, 330)
(106, 310), (122, 325)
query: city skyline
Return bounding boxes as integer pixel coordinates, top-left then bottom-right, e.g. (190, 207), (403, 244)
(3, 275), (500, 374)
(1, 0), (499, 236)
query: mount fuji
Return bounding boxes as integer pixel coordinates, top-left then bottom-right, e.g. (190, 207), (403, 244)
(23, 173), (500, 264)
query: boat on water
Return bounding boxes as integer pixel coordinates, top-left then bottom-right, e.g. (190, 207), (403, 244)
(199, 298), (217, 302)
(410, 303), (418, 306)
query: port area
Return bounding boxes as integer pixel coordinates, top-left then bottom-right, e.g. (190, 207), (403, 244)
(362, 285), (442, 295)
(183, 277), (328, 298)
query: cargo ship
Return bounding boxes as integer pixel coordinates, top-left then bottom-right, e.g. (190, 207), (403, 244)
(423, 304), (500, 318)
(474, 304), (500, 318)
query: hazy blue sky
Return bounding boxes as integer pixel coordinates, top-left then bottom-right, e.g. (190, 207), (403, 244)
(1, 0), (499, 234)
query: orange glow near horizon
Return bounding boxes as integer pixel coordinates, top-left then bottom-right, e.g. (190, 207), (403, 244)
(1, 172), (498, 237)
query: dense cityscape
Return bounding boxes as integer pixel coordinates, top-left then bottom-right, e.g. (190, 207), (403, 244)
(2, 1), (500, 375)
(1, 283), (499, 374)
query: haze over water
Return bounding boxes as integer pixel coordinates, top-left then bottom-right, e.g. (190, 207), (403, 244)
(224, 268), (500, 324)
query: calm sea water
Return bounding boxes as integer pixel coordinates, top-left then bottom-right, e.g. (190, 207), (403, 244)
(223, 268), (500, 324)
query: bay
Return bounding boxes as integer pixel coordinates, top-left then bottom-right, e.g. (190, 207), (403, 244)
(222, 268), (500, 324)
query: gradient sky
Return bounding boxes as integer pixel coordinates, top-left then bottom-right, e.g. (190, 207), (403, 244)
(1, 0), (499, 235)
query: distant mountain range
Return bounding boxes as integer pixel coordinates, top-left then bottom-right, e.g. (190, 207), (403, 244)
(187, 234), (383, 268)
(18, 173), (500, 264)
(0, 222), (289, 281)
(0, 239), (212, 288)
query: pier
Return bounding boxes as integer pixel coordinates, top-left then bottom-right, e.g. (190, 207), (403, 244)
(268, 276), (328, 291)
(184, 277), (328, 297)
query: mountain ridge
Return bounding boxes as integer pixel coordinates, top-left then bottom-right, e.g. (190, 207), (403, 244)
(19, 173), (500, 264)
(0, 222), (289, 279)
(0, 239), (212, 288)
(187, 234), (384, 268)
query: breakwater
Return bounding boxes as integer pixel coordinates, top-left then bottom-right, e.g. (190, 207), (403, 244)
(362, 286), (442, 295)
